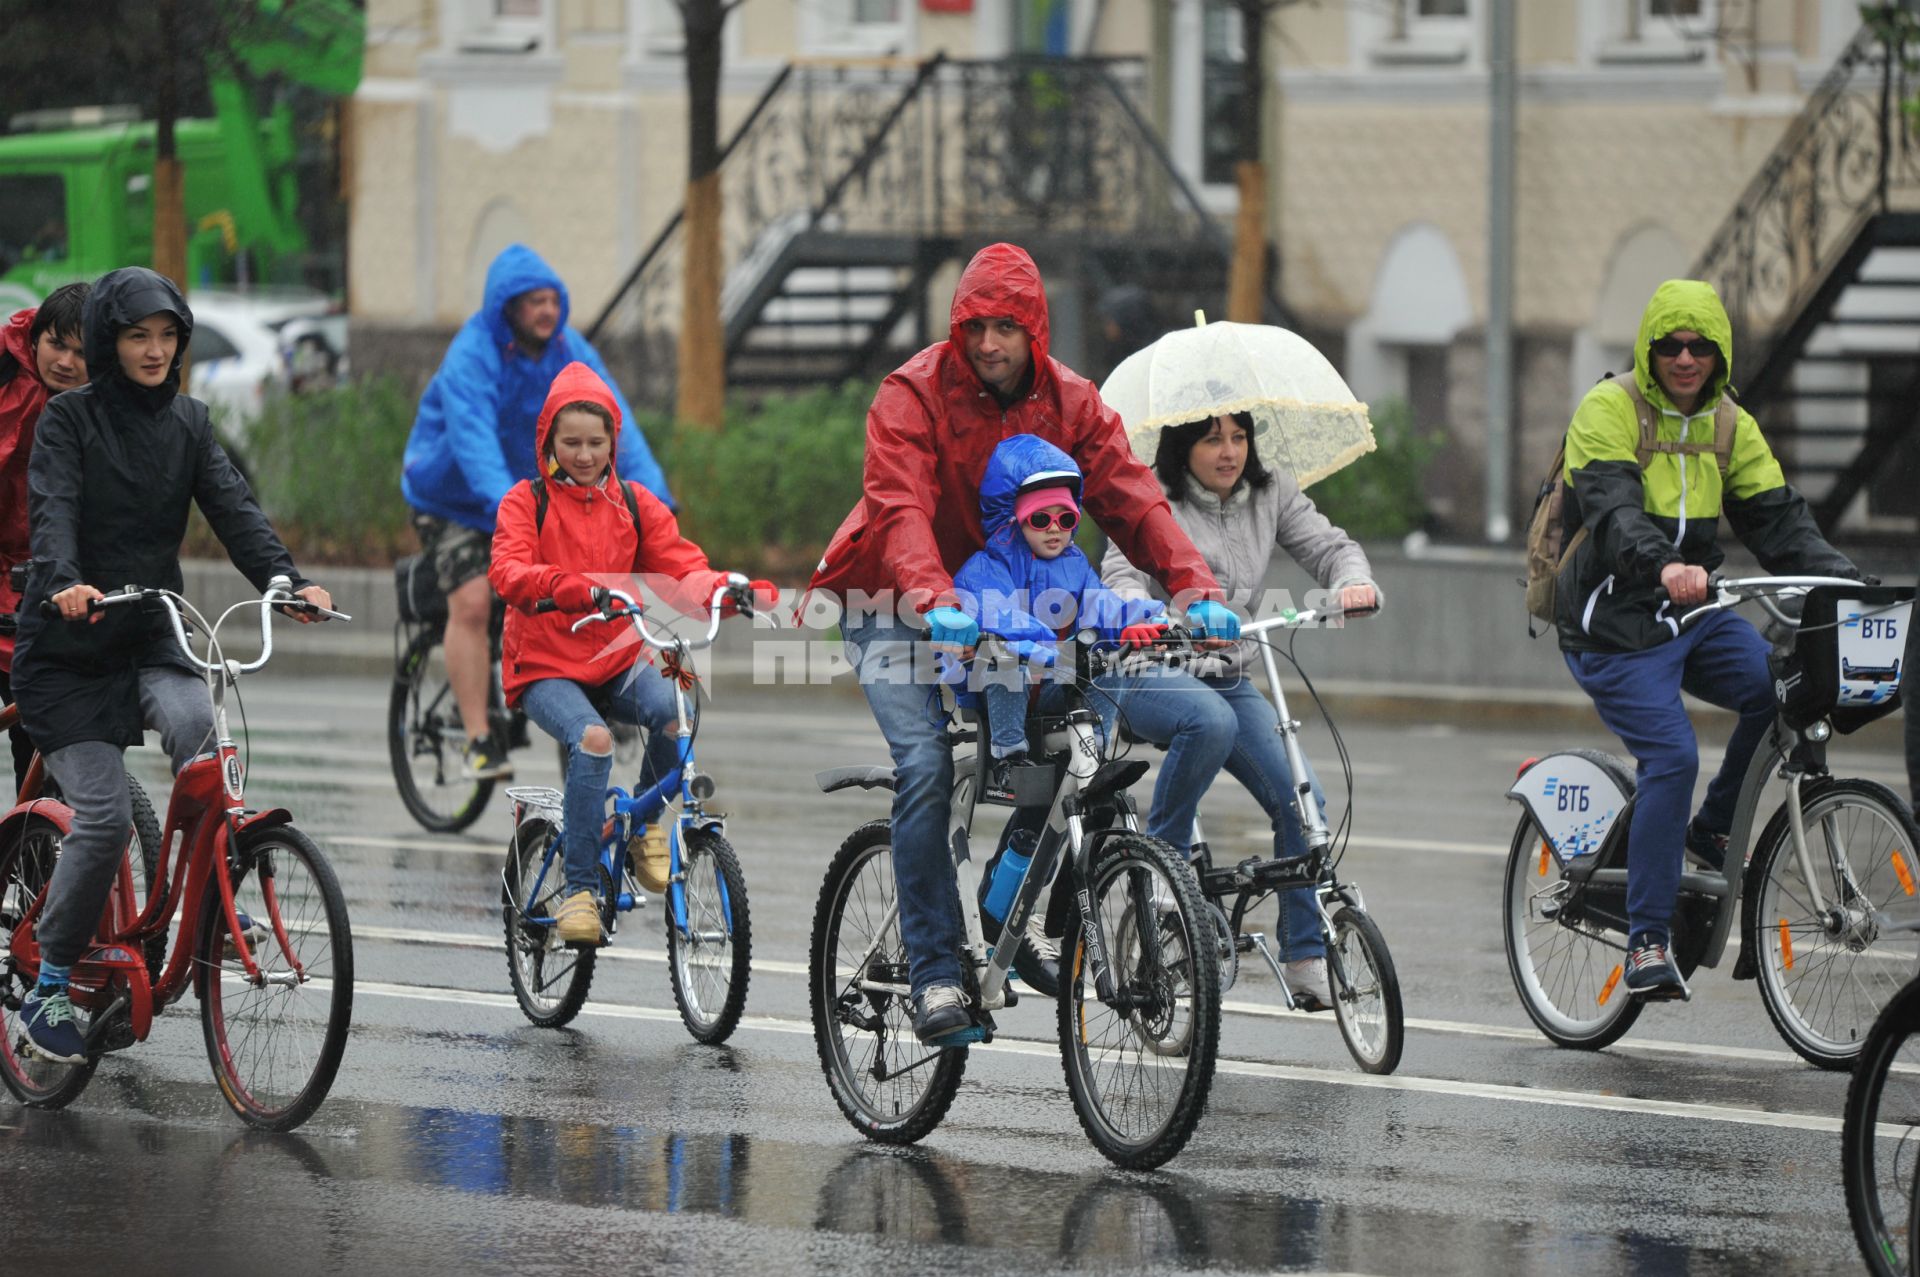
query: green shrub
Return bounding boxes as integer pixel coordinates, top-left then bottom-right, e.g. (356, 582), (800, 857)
(643, 382), (872, 577)
(1306, 396), (1440, 540)
(241, 375), (417, 564)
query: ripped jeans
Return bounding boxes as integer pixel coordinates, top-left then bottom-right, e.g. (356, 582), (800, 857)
(520, 665), (687, 896)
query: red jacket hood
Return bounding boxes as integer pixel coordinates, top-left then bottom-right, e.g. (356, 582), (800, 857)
(534, 361), (624, 478)
(948, 243), (1051, 391)
(2, 309), (42, 384)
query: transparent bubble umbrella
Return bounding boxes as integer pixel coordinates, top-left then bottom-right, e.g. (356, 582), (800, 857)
(1101, 316), (1376, 489)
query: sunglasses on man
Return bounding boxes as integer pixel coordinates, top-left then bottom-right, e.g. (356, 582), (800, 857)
(1024, 509), (1079, 532)
(1649, 336), (1717, 360)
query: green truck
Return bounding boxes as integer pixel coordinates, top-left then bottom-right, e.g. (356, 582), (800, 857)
(0, 0), (361, 314)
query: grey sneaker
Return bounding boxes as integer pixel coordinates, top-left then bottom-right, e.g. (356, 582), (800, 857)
(912, 984), (971, 1045)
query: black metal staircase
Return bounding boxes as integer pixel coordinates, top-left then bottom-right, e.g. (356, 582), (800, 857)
(1693, 13), (1920, 542)
(587, 56), (1278, 409)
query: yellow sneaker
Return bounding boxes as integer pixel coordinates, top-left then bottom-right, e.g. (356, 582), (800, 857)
(633, 824), (673, 894)
(553, 890), (602, 945)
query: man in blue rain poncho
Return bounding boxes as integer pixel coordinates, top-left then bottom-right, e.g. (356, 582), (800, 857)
(401, 244), (672, 780)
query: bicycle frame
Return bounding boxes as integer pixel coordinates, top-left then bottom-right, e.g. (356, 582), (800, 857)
(4, 580), (350, 1047)
(1512, 575), (1900, 975)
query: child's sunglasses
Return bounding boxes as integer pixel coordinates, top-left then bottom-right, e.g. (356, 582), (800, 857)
(1024, 509), (1079, 532)
(1649, 336), (1717, 360)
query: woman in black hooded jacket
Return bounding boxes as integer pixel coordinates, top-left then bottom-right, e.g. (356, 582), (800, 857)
(10, 267), (331, 1065)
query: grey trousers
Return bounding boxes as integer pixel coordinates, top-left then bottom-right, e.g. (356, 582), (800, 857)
(36, 666), (215, 970)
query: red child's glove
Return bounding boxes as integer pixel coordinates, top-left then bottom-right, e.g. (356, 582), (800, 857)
(1119, 622), (1169, 649)
(552, 575), (599, 613)
(720, 578), (780, 617)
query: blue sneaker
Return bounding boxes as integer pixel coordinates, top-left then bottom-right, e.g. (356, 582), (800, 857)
(20, 985), (87, 1064)
(1684, 820), (1728, 873)
(1623, 934), (1687, 1001)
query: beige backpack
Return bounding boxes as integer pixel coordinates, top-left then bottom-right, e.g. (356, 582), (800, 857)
(1523, 373), (1736, 633)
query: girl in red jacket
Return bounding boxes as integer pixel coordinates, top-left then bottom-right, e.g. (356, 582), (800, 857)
(490, 362), (768, 945)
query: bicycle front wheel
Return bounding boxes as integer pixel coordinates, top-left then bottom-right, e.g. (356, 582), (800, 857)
(1059, 832), (1221, 1170)
(0, 816), (96, 1108)
(1748, 778), (1920, 1070)
(1844, 978), (1920, 1277)
(198, 825), (354, 1132)
(389, 628), (493, 833)
(502, 818), (597, 1027)
(667, 827), (751, 1044)
(1328, 904), (1404, 1075)
(1503, 810), (1643, 1050)
(810, 820), (966, 1145)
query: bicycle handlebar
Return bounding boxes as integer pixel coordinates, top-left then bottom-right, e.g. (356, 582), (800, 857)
(48, 576), (351, 677)
(1676, 573), (1875, 629)
(553, 574), (758, 654)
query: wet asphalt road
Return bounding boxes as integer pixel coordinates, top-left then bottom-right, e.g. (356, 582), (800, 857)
(2, 669), (1911, 1277)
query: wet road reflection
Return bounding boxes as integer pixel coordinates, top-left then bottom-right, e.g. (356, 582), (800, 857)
(0, 1075), (1830, 1277)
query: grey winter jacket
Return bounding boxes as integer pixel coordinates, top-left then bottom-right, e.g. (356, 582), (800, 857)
(1100, 472), (1377, 679)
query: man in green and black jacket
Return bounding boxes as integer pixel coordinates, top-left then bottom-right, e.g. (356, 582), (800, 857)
(1558, 278), (1859, 998)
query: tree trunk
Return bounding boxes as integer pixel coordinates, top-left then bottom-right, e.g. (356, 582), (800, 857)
(1226, 0), (1269, 324)
(676, 0), (728, 430)
(154, 0), (191, 382)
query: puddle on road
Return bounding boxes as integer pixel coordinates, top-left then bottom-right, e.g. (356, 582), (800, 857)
(0, 1080), (1826, 1277)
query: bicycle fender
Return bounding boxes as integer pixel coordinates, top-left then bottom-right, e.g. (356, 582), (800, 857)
(815, 765), (896, 795)
(1507, 750), (1633, 860)
(234, 808), (296, 839)
(0, 798), (74, 841)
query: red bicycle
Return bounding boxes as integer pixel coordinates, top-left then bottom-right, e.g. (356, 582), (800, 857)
(0, 578), (355, 1131)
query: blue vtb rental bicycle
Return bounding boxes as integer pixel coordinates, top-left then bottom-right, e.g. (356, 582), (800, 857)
(500, 579), (758, 1043)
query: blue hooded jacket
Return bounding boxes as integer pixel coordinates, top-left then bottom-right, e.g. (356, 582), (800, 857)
(952, 435), (1164, 664)
(400, 244), (671, 531)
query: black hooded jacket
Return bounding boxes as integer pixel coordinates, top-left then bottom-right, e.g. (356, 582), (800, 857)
(11, 268), (309, 753)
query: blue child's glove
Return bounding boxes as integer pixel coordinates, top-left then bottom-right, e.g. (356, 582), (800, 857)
(1185, 600), (1241, 641)
(926, 606), (980, 648)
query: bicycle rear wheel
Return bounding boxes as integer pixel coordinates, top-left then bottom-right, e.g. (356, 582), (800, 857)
(1748, 778), (1920, 1070)
(0, 816), (96, 1108)
(1503, 810), (1643, 1050)
(1059, 832), (1220, 1170)
(198, 825), (354, 1132)
(1328, 904), (1404, 1075)
(390, 627), (493, 833)
(1844, 978), (1920, 1277)
(502, 818), (597, 1027)
(667, 827), (751, 1044)
(810, 820), (966, 1145)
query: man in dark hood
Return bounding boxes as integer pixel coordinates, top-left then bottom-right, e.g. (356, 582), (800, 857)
(806, 242), (1235, 1044)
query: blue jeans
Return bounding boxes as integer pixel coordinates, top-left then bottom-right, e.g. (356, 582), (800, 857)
(1097, 668), (1327, 960)
(843, 615), (968, 997)
(981, 673), (1114, 758)
(1564, 609), (1775, 943)
(521, 664), (688, 896)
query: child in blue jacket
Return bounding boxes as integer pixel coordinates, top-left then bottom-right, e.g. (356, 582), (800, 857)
(953, 435), (1168, 796)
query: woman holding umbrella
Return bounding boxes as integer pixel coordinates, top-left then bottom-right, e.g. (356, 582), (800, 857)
(1098, 320), (1381, 1011)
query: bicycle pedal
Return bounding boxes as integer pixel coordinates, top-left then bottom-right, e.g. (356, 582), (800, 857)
(928, 1023), (989, 1047)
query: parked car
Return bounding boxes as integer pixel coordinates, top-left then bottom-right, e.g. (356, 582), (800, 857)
(188, 288), (349, 448)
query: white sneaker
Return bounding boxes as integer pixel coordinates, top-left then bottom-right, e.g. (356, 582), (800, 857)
(1284, 957), (1333, 1012)
(1023, 912), (1059, 962)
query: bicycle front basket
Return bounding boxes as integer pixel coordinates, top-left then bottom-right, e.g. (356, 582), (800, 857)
(1771, 585), (1912, 735)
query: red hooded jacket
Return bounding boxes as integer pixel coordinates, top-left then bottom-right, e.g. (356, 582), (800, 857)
(0, 309), (54, 671)
(806, 243), (1220, 614)
(490, 362), (724, 706)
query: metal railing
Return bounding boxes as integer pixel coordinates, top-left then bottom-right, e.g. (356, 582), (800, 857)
(1692, 14), (1920, 363)
(588, 56), (1238, 407)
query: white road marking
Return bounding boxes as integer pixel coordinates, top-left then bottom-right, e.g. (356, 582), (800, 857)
(347, 925), (1875, 1073)
(349, 977), (1863, 1137)
(1242, 831), (1508, 858)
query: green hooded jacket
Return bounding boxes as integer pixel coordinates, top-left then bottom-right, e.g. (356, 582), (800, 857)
(1555, 279), (1855, 652)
